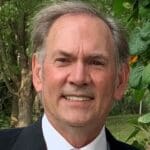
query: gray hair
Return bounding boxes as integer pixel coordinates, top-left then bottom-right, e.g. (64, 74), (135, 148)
(31, 1), (129, 65)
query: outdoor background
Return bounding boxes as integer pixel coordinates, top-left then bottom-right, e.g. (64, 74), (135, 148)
(0, 0), (149, 149)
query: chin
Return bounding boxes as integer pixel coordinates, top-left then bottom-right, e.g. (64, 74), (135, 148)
(62, 115), (93, 127)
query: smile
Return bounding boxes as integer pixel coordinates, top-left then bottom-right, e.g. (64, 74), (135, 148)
(63, 95), (93, 101)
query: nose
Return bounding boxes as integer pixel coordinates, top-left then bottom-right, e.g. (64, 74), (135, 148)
(68, 62), (91, 86)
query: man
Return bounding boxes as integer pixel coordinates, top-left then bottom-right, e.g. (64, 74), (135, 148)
(0, 1), (138, 150)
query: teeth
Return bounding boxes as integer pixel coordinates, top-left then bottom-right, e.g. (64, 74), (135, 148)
(65, 96), (91, 101)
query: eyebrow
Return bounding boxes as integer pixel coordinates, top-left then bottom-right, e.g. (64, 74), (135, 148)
(86, 53), (108, 61)
(53, 50), (73, 58)
(53, 49), (108, 61)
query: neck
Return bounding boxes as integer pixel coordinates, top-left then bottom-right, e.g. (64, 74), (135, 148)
(60, 125), (103, 148)
(46, 114), (104, 148)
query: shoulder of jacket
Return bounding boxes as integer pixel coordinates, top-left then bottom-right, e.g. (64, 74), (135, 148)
(0, 127), (24, 150)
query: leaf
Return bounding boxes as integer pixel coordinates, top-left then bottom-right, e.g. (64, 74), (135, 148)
(141, 0), (150, 8)
(123, 2), (131, 9)
(129, 65), (144, 88)
(142, 63), (150, 84)
(138, 113), (150, 124)
(134, 89), (145, 102)
(140, 22), (150, 40)
(129, 23), (150, 55)
(129, 28), (148, 55)
(126, 128), (139, 142)
(112, 0), (124, 16)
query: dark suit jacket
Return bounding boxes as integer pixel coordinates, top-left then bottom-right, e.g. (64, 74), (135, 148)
(0, 118), (138, 150)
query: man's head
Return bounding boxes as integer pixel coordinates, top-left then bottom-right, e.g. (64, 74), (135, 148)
(32, 1), (129, 134)
(32, 1), (129, 66)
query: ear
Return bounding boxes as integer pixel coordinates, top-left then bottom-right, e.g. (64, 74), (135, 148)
(113, 63), (130, 101)
(32, 53), (43, 92)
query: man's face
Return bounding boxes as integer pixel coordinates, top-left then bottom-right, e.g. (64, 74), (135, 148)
(32, 14), (128, 128)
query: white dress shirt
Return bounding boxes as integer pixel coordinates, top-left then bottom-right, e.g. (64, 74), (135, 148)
(42, 114), (107, 150)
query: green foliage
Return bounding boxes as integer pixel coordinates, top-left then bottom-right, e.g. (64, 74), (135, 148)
(0, 1), (20, 76)
(128, 2), (150, 103)
(128, 22), (150, 114)
(129, 62), (150, 90)
(112, 0), (124, 16)
(110, 1), (150, 126)
(129, 22), (150, 55)
(0, 81), (11, 114)
(142, 63), (150, 84)
(134, 89), (145, 103)
(129, 65), (144, 88)
(127, 113), (150, 149)
(138, 113), (150, 124)
(0, 0), (51, 93)
(0, 0), (52, 126)
(114, 0), (150, 148)
(0, 113), (10, 129)
(107, 115), (142, 144)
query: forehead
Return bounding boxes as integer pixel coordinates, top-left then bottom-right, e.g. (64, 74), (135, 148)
(44, 13), (115, 57)
(48, 13), (112, 38)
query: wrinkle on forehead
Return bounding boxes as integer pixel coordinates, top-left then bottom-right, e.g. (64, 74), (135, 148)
(44, 13), (115, 61)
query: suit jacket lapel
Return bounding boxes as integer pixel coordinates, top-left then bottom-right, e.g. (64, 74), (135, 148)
(106, 128), (117, 150)
(12, 118), (47, 150)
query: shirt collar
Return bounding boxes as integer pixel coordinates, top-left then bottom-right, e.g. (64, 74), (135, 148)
(42, 114), (107, 150)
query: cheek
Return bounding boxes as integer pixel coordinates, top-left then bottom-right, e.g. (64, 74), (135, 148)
(91, 72), (116, 107)
(42, 65), (68, 92)
(93, 77), (115, 119)
(92, 71), (116, 91)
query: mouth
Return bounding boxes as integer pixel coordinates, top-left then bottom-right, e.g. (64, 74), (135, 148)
(62, 95), (94, 101)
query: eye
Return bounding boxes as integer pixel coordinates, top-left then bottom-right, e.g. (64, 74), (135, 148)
(56, 57), (69, 63)
(54, 57), (71, 66)
(89, 59), (105, 66)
